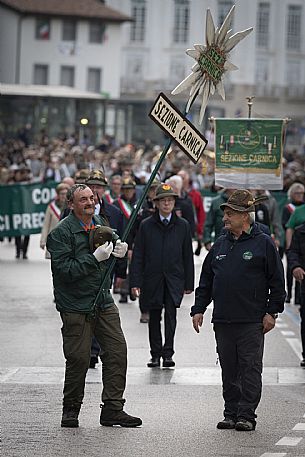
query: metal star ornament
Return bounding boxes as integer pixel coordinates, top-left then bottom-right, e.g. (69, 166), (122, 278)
(171, 5), (253, 124)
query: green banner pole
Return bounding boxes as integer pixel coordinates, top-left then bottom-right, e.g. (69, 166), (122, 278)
(93, 136), (173, 306)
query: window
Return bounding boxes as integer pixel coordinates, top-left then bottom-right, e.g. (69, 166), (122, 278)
(87, 68), (101, 92)
(89, 21), (106, 43)
(62, 19), (76, 41)
(286, 59), (301, 86)
(33, 64), (48, 85)
(35, 18), (51, 40)
(286, 5), (302, 50)
(169, 56), (186, 85)
(256, 2), (270, 48)
(218, 0), (234, 26)
(60, 66), (75, 87)
(255, 57), (269, 83)
(127, 55), (144, 79)
(173, 0), (190, 43)
(130, 0), (146, 42)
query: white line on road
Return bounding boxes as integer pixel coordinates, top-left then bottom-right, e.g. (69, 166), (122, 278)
(281, 330), (295, 336)
(260, 453), (287, 457)
(286, 338), (302, 360)
(275, 437), (303, 446)
(276, 323), (289, 328)
(292, 423), (305, 431)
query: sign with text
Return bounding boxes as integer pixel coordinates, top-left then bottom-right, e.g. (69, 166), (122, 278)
(149, 92), (208, 164)
(0, 181), (57, 237)
(214, 118), (285, 190)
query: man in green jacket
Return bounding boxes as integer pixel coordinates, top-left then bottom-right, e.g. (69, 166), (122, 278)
(47, 183), (142, 429)
(203, 189), (235, 250)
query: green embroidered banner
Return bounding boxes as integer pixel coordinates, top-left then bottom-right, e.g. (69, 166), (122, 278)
(0, 181), (57, 237)
(214, 118), (285, 190)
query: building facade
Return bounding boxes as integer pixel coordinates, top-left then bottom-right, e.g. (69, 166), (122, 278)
(0, 0), (305, 148)
(109, 0), (305, 147)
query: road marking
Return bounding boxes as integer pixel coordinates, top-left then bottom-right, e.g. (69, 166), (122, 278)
(260, 453), (287, 457)
(281, 330), (295, 336)
(292, 423), (305, 431)
(1, 366), (305, 385)
(286, 338), (302, 360)
(276, 323), (288, 328)
(275, 437), (303, 446)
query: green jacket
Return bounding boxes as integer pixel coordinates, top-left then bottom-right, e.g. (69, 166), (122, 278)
(46, 212), (114, 314)
(203, 191), (229, 245)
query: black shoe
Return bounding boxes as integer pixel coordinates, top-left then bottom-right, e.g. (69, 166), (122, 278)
(100, 408), (142, 427)
(217, 418), (236, 429)
(235, 418), (256, 431)
(163, 357), (175, 368)
(61, 404), (81, 428)
(147, 357), (160, 368)
(23, 254), (28, 259)
(300, 359), (305, 367)
(16, 252), (20, 259)
(140, 312), (149, 323)
(129, 289), (137, 301)
(89, 356), (99, 368)
(194, 240), (202, 256)
(119, 295), (128, 303)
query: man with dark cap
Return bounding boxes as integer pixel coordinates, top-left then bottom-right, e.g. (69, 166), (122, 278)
(130, 183), (194, 368)
(85, 170), (127, 368)
(191, 189), (285, 432)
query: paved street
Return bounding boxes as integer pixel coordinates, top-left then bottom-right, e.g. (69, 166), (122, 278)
(1, 235), (305, 457)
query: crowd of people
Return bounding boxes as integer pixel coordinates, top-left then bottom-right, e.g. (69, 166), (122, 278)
(2, 130), (305, 431)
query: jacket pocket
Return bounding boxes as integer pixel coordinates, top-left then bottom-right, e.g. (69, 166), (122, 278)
(61, 312), (86, 337)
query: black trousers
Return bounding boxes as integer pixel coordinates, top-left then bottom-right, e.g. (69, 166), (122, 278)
(148, 288), (177, 359)
(299, 293), (305, 358)
(15, 236), (30, 256)
(214, 323), (264, 423)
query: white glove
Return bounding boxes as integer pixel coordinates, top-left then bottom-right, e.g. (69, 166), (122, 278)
(93, 242), (113, 262)
(112, 239), (128, 258)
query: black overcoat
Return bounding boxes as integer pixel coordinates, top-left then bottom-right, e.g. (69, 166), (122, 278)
(130, 211), (194, 309)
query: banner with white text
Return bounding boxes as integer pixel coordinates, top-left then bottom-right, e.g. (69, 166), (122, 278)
(214, 118), (285, 190)
(0, 182), (57, 237)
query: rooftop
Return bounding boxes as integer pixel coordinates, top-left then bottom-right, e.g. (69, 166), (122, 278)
(0, 83), (107, 99)
(0, 0), (131, 22)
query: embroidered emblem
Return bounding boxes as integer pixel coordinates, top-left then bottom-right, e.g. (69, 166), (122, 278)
(162, 184), (171, 191)
(216, 254), (226, 261)
(243, 251), (253, 260)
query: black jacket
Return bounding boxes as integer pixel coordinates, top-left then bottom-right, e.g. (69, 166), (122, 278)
(130, 211), (194, 309)
(191, 223), (285, 322)
(287, 223), (305, 293)
(99, 199), (127, 280)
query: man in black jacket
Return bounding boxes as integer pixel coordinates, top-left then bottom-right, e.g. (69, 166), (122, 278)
(191, 189), (285, 432)
(130, 183), (194, 368)
(287, 223), (305, 367)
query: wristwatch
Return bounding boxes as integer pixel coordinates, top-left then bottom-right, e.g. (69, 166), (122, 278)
(266, 313), (278, 320)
